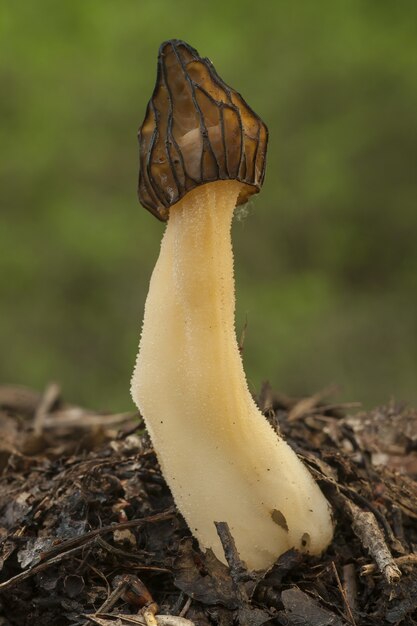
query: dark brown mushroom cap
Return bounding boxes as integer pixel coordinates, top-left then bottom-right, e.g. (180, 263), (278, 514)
(138, 40), (268, 221)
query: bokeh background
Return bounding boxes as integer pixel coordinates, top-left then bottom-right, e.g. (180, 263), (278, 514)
(1, 1), (416, 411)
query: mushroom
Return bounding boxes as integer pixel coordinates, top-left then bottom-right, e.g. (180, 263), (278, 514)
(131, 40), (333, 570)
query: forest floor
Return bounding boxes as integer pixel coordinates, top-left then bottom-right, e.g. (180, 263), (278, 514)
(0, 383), (416, 626)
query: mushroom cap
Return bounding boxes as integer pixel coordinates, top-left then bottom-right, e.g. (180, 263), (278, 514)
(138, 40), (268, 221)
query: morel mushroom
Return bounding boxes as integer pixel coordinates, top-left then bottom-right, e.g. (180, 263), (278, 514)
(131, 40), (333, 570)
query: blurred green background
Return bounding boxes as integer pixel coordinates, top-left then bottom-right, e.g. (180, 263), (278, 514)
(1, 1), (416, 411)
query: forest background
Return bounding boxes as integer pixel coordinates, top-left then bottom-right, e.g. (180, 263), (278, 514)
(0, 1), (416, 411)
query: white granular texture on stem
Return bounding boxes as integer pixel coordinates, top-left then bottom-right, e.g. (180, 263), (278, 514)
(131, 180), (333, 570)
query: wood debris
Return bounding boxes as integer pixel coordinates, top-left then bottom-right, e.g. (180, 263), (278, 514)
(0, 383), (417, 625)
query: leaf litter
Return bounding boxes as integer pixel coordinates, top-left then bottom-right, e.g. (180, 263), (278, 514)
(0, 383), (416, 625)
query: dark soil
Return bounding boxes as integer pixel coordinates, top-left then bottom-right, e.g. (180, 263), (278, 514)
(0, 383), (416, 626)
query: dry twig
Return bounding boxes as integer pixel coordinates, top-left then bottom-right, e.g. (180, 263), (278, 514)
(331, 561), (357, 626)
(343, 499), (401, 584)
(0, 509), (175, 591)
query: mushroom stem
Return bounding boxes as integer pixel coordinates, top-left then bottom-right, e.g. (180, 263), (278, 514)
(131, 179), (333, 570)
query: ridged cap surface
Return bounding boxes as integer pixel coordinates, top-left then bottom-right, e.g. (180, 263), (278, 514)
(138, 40), (268, 220)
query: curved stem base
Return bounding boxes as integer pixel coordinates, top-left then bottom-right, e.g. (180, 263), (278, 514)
(131, 180), (333, 570)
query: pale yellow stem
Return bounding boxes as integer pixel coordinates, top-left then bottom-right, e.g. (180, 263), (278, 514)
(131, 180), (333, 570)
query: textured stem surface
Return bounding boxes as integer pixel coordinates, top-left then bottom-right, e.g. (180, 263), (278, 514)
(131, 180), (333, 569)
